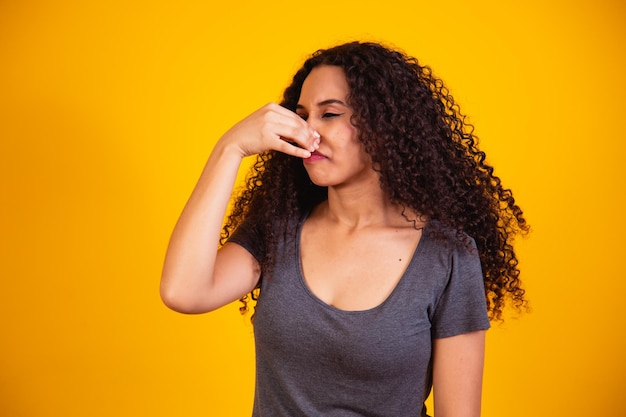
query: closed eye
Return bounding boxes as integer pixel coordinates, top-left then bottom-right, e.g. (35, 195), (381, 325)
(323, 112), (343, 118)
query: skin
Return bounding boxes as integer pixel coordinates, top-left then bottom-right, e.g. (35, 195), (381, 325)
(295, 66), (424, 311)
(161, 64), (486, 417)
(296, 66), (375, 190)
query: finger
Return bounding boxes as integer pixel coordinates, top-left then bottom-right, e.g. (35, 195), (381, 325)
(270, 115), (320, 152)
(265, 103), (320, 147)
(273, 135), (312, 158)
(278, 126), (319, 152)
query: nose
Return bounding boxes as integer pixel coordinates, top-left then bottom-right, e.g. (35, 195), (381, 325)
(305, 118), (323, 141)
(308, 127), (321, 151)
(306, 117), (319, 132)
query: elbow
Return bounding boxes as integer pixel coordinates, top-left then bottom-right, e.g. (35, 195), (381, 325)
(160, 282), (213, 315)
(160, 287), (187, 313)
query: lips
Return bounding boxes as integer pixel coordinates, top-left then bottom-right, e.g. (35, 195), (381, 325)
(305, 150), (327, 162)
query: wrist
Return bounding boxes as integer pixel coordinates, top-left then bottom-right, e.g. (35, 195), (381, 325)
(213, 135), (248, 161)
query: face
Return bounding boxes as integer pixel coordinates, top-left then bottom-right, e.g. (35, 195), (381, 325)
(296, 65), (377, 188)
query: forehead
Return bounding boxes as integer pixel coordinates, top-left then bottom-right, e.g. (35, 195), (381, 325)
(299, 65), (349, 102)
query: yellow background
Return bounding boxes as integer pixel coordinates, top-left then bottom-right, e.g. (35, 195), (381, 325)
(1, 0), (624, 416)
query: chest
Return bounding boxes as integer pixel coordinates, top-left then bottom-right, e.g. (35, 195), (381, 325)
(300, 221), (422, 311)
(257, 225), (443, 363)
(254, 242), (435, 381)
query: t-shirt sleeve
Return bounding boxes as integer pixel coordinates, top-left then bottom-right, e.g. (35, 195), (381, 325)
(226, 216), (265, 264)
(431, 238), (491, 339)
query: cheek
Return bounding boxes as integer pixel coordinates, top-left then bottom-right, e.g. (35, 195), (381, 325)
(325, 123), (361, 155)
(347, 142), (372, 171)
(340, 125), (361, 149)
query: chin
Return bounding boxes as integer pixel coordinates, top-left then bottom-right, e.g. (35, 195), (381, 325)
(304, 166), (330, 187)
(308, 177), (333, 187)
(305, 173), (337, 188)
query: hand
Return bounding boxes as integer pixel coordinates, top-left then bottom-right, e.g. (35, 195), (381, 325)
(219, 103), (320, 159)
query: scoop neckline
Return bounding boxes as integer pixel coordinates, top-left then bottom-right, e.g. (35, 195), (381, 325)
(294, 211), (427, 315)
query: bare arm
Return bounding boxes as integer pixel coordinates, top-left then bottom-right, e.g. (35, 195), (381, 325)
(160, 103), (320, 314)
(432, 330), (486, 417)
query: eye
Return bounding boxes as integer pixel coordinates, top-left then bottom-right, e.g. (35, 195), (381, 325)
(297, 113), (308, 121)
(322, 112), (343, 118)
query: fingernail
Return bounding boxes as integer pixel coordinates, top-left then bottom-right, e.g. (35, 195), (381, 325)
(313, 130), (320, 138)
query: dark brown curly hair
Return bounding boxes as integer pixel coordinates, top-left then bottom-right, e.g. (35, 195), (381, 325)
(221, 41), (529, 321)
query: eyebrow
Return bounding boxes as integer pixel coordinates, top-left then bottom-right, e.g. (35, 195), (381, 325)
(296, 99), (347, 110)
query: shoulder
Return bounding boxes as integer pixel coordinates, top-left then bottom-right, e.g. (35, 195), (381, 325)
(422, 220), (477, 257)
(228, 209), (306, 260)
(424, 223), (490, 337)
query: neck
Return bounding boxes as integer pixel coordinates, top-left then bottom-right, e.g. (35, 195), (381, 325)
(322, 180), (402, 230)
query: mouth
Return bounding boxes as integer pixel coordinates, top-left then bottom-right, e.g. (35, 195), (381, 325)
(304, 150), (327, 162)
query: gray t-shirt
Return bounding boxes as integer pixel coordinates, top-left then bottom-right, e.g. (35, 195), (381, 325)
(230, 213), (490, 417)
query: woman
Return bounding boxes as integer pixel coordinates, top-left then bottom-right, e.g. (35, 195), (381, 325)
(161, 41), (528, 417)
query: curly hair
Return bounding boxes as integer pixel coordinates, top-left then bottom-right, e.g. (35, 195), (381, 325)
(221, 41), (529, 321)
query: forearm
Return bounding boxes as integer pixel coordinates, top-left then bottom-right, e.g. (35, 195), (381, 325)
(160, 103), (319, 313)
(160, 139), (244, 312)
